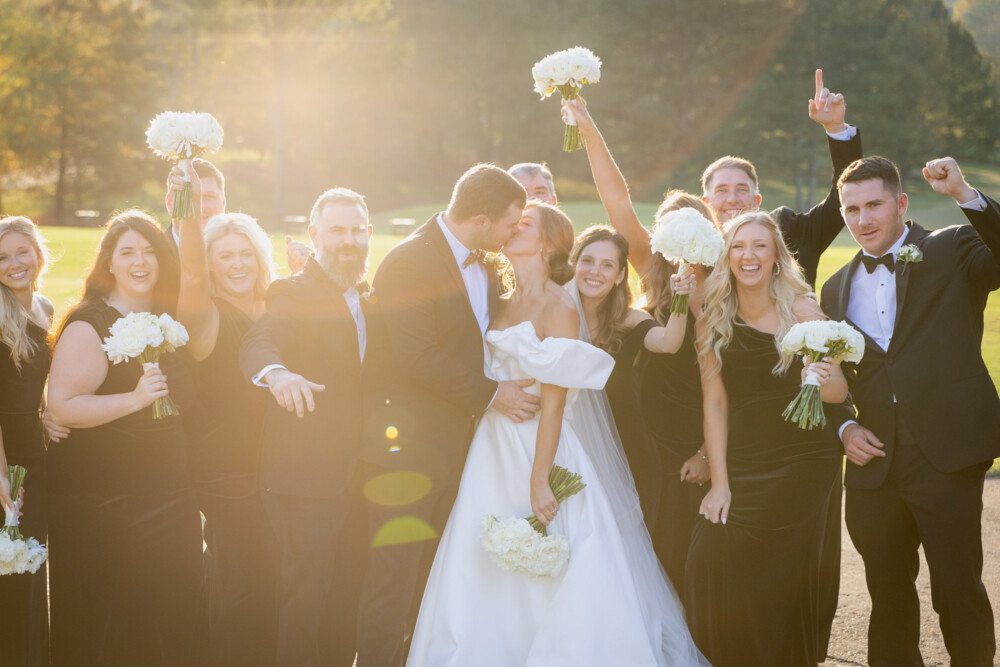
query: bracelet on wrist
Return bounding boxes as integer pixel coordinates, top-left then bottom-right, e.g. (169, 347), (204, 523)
(697, 448), (709, 463)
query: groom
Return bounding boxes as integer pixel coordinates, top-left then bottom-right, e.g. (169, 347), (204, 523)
(822, 156), (1000, 666)
(358, 164), (538, 667)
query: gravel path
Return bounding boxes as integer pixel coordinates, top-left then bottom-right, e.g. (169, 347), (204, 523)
(821, 478), (1000, 666)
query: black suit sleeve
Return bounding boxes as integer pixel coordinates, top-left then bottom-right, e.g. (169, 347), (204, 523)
(238, 280), (294, 383)
(775, 129), (863, 285)
(376, 253), (498, 417)
(958, 192), (1000, 291)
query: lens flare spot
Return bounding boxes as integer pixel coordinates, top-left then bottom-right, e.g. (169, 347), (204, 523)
(388, 445), (401, 454)
(372, 517), (438, 547)
(364, 471), (432, 506)
(385, 425), (399, 440)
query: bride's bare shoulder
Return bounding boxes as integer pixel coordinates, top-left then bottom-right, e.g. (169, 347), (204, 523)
(538, 287), (579, 340)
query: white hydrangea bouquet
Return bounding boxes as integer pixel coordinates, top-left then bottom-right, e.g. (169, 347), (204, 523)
(101, 312), (189, 419)
(480, 465), (585, 577)
(780, 320), (865, 430)
(532, 46), (601, 151)
(145, 111), (224, 225)
(650, 207), (723, 315)
(1, 465), (47, 576)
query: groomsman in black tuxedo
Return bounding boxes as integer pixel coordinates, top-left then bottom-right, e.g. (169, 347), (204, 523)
(240, 187), (373, 667)
(358, 164), (539, 667)
(822, 156), (1000, 667)
(699, 69), (861, 287)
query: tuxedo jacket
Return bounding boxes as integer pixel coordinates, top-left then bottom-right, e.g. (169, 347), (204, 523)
(363, 216), (501, 483)
(773, 130), (863, 287)
(821, 194), (1000, 489)
(239, 257), (366, 499)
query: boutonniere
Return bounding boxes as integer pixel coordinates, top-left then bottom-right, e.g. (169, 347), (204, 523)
(358, 283), (376, 304)
(898, 244), (923, 264)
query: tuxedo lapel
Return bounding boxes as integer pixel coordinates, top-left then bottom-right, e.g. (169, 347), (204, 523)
(426, 216), (475, 313)
(889, 222), (928, 352)
(302, 258), (360, 369)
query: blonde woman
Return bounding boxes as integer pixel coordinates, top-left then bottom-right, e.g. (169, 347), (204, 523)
(0, 216), (53, 666)
(172, 170), (278, 667)
(687, 212), (847, 667)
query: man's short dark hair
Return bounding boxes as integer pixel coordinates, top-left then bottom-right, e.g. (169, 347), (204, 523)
(192, 157), (225, 192)
(837, 156), (901, 197)
(447, 164), (527, 222)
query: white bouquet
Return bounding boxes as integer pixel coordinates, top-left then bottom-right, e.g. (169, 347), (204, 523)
(145, 111), (224, 224)
(649, 207), (723, 315)
(0, 466), (47, 576)
(780, 320), (865, 429)
(532, 46), (602, 151)
(101, 312), (189, 419)
(479, 465), (585, 578)
(480, 515), (569, 577)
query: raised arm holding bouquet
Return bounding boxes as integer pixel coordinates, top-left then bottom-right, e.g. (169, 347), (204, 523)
(146, 111), (224, 225)
(531, 46), (601, 151)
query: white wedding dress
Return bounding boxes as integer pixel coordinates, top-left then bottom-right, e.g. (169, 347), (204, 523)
(406, 321), (708, 667)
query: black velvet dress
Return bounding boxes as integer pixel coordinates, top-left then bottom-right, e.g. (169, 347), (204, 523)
(186, 297), (275, 667)
(0, 321), (51, 667)
(684, 322), (842, 667)
(604, 318), (661, 531)
(640, 316), (708, 595)
(46, 303), (202, 667)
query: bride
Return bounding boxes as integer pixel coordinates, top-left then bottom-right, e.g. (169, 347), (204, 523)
(406, 201), (708, 667)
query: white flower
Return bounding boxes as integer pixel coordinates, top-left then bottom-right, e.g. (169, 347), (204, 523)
(781, 322), (807, 355)
(146, 111), (224, 161)
(532, 47), (601, 97)
(898, 244), (923, 264)
(157, 313), (190, 349)
(650, 208), (722, 268)
(480, 515), (569, 578)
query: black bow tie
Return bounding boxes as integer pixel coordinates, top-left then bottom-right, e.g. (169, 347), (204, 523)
(861, 253), (895, 274)
(463, 249), (486, 269)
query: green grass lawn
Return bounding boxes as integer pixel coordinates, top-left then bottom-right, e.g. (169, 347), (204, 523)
(37, 219), (1000, 474)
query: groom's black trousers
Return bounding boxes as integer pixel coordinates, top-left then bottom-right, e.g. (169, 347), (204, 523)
(845, 412), (995, 667)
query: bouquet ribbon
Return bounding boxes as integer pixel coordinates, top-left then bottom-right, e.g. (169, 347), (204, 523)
(3, 504), (17, 528)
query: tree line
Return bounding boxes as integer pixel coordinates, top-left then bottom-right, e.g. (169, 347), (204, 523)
(1, 0), (997, 226)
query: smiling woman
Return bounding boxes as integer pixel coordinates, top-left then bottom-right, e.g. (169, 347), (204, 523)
(45, 210), (203, 667)
(0, 216), (54, 666)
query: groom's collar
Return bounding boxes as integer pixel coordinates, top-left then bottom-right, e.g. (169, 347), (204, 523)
(436, 214), (475, 270)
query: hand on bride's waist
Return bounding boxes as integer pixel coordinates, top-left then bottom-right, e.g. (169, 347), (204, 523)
(490, 378), (540, 424)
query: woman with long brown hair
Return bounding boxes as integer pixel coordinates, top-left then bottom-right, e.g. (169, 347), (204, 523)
(568, 224), (692, 532)
(562, 97), (721, 594)
(46, 210), (201, 667)
(0, 216), (54, 667)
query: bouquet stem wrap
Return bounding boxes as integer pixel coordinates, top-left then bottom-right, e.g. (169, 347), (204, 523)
(558, 85), (584, 152)
(170, 158), (196, 224)
(142, 356), (179, 420)
(669, 260), (691, 316)
(781, 352), (826, 430)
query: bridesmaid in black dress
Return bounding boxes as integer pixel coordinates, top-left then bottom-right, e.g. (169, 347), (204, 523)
(688, 212), (846, 667)
(559, 89), (719, 555)
(171, 164), (277, 667)
(0, 217), (54, 667)
(46, 210), (202, 667)
(569, 224), (693, 530)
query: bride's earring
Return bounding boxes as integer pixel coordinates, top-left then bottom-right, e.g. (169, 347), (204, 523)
(774, 263), (781, 276)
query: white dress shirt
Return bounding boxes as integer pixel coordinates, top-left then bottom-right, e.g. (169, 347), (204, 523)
(838, 191), (987, 438)
(436, 214), (490, 336)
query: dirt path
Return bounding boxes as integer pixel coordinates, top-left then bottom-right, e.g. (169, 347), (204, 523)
(821, 478), (1000, 666)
